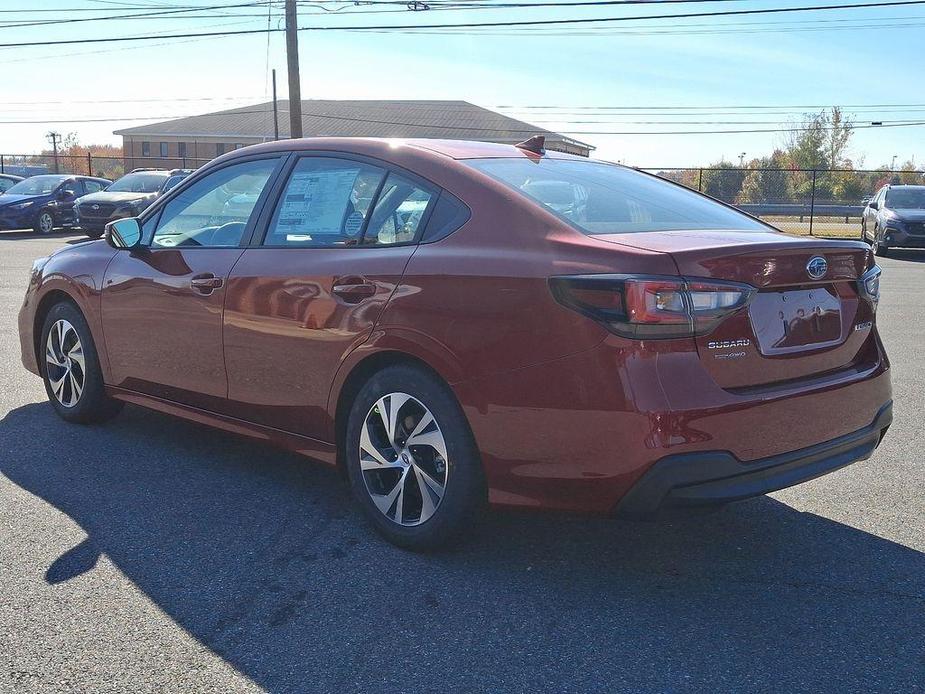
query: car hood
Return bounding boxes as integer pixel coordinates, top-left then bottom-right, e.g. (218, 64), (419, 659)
(888, 208), (925, 222)
(77, 191), (154, 204)
(0, 193), (46, 207)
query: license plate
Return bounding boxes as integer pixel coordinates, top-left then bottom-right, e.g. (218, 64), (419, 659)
(749, 288), (842, 355)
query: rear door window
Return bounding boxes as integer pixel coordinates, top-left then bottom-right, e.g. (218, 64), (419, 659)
(263, 157), (386, 248)
(362, 172), (434, 246)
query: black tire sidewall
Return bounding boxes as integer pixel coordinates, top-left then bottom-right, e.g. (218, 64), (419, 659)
(40, 302), (119, 424)
(345, 364), (485, 551)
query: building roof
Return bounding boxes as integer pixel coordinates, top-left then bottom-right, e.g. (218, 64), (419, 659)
(114, 99), (593, 151)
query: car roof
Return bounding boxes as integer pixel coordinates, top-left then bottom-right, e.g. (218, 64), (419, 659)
(237, 137), (587, 162)
(0, 173), (23, 180)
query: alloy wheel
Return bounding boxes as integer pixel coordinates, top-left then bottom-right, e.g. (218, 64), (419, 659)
(39, 212), (54, 234)
(359, 392), (448, 526)
(45, 319), (85, 408)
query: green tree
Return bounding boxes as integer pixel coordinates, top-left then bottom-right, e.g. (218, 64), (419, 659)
(784, 107), (853, 171)
(738, 150), (792, 203)
(701, 160), (746, 203)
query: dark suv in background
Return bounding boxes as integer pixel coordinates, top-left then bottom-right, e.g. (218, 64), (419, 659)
(75, 168), (194, 238)
(862, 184), (925, 256)
(0, 174), (111, 234)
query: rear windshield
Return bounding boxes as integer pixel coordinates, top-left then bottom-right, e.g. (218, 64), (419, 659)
(467, 158), (766, 234)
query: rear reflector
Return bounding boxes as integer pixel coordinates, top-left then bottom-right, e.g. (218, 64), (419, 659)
(549, 274), (755, 339)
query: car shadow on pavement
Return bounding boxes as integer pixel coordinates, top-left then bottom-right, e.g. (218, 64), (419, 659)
(2, 402), (923, 692)
(885, 249), (925, 263)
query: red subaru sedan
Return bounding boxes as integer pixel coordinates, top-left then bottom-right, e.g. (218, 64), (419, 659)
(19, 138), (891, 549)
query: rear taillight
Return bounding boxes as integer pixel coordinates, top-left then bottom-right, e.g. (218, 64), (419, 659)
(549, 274), (755, 339)
(859, 265), (881, 308)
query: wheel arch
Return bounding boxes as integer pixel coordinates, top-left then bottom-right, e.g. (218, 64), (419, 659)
(32, 289), (81, 375)
(330, 347), (469, 476)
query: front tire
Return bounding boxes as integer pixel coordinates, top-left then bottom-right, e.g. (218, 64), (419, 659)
(34, 210), (55, 234)
(345, 364), (485, 550)
(40, 302), (123, 424)
(873, 228), (890, 257)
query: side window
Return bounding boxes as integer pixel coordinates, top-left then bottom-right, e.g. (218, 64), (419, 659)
(421, 190), (470, 243)
(263, 157), (385, 248)
(83, 180), (105, 194)
(0, 179), (12, 193)
(149, 158), (279, 248)
(362, 172), (434, 246)
(60, 180), (81, 197)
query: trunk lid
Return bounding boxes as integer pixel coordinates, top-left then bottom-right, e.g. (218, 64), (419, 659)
(591, 230), (876, 389)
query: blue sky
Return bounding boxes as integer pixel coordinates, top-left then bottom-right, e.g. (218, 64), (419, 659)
(1, 0), (923, 167)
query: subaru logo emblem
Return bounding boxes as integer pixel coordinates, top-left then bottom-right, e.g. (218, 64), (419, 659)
(806, 256), (827, 280)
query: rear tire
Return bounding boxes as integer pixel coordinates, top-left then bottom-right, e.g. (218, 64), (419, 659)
(40, 302), (123, 424)
(344, 364), (485, 551)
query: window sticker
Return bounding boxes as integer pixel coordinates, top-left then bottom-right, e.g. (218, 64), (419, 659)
(276, 168), (360, 237)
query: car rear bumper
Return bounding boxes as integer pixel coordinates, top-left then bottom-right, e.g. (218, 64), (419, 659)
(455, 333), (892, 514)
(615, 401), (892, 516)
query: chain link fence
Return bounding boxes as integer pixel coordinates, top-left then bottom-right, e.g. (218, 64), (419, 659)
(0, 154), (212, 183)
(643, 166), (925, 238)
(3, 154), (922, 240)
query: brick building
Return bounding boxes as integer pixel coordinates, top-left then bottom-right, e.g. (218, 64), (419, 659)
(115, 99), (593, 170)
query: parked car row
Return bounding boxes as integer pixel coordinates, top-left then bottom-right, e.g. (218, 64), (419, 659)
(0, 168), (194, 236)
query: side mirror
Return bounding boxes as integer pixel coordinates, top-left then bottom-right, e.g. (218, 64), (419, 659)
(57, 189), (75, 200)
(105, 218), (142, 250)
(868, 200), (880, 210)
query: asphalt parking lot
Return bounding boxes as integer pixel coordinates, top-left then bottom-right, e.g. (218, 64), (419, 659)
(1, 231), (923, 693)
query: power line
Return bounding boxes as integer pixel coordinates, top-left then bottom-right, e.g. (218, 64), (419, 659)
(2, 109), (923, 136)
(3, 0), (925, 48)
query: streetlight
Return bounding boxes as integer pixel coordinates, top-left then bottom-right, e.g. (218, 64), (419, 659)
(891, 155), (898, 171)
(739, 152), (747, 167)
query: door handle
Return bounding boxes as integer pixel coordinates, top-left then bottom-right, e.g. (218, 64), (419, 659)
(332, 278), (377, 302)
(190, 273), (223, 293)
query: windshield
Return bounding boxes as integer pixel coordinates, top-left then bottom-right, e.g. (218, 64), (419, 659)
(108, 172), (167, 193)
(467, 158), (766, 234)
(885, 188), (925, 209)
(5, 175), (68, 196)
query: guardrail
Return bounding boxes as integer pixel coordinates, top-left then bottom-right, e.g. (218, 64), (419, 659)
(738, 203), (865, 219)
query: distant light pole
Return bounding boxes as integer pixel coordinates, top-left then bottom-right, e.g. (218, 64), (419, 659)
(739, 152), (746, 167)
(891, 155), (898, 171)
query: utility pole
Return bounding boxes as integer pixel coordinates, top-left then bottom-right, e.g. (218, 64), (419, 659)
(272, 68), (279, 141)
(47, 131), (61, 173)
(285, 0), (302, 139)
